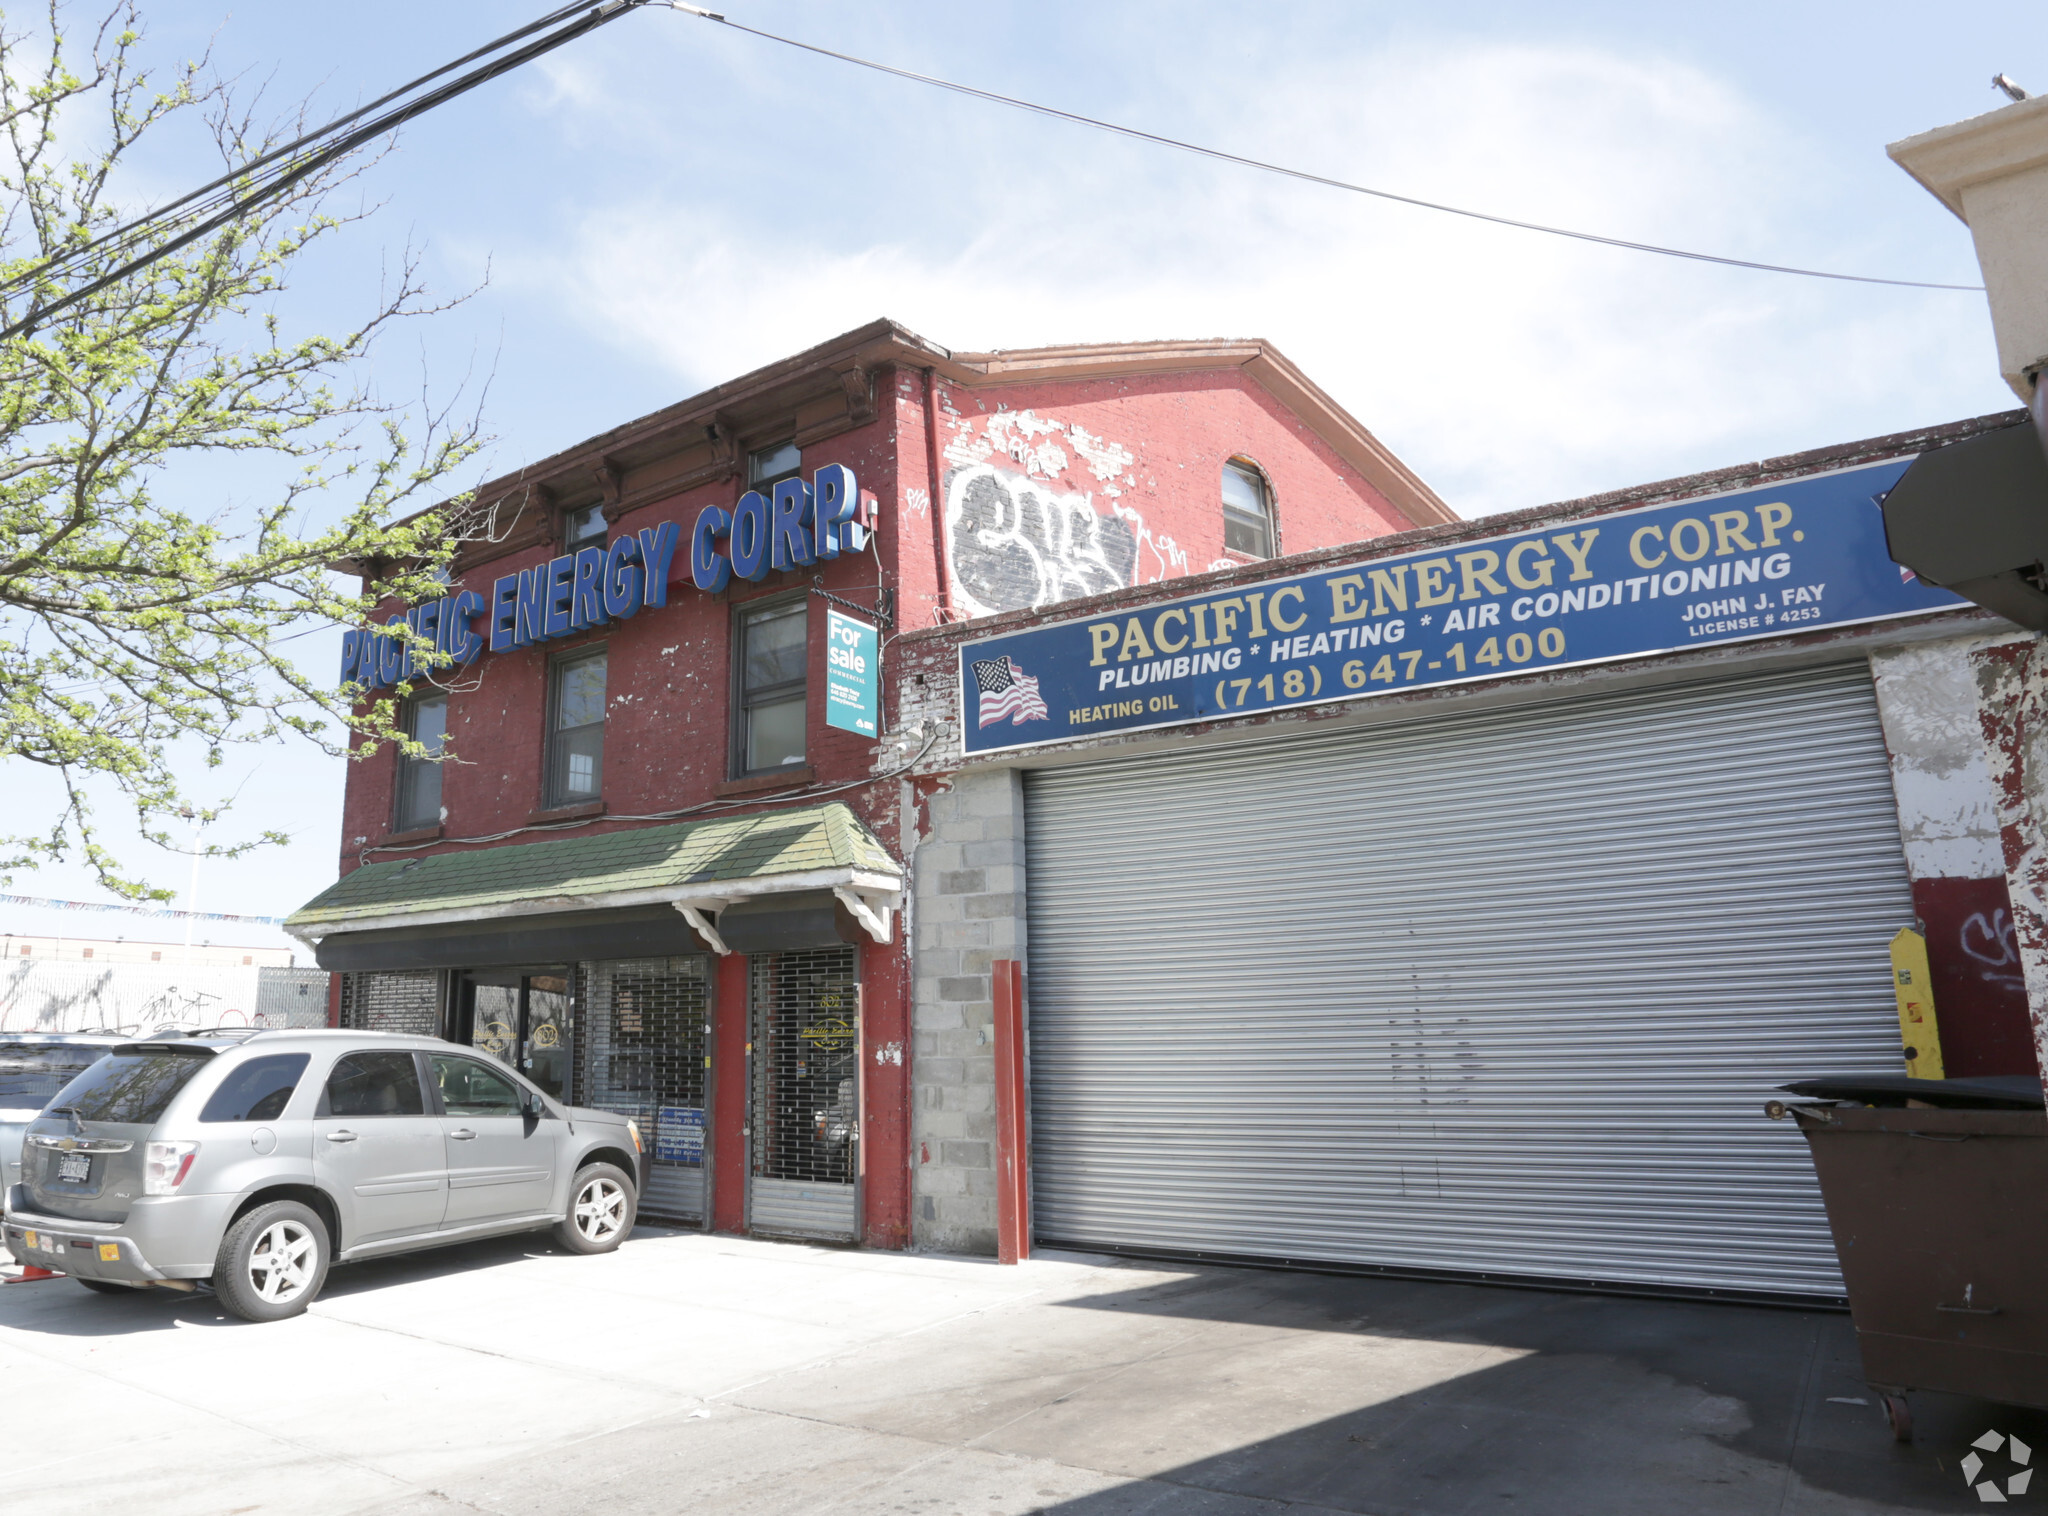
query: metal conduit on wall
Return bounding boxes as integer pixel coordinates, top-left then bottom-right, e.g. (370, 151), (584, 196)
(1023, 661), (1913, 1298)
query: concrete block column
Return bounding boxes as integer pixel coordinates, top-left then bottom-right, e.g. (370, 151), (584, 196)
(911, 765), (1027, 1254)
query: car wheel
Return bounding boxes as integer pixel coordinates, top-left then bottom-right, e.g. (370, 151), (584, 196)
(211, 1200), (330, 1322)
(555, 1162), (636, 1255)
(75, 1278), (142, 1295)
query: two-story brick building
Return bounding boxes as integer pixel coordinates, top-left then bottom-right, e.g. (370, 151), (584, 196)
(284, 319), (1450, 1249)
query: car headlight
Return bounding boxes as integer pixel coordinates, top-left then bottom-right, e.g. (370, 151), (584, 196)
(626, 1119), (642, 1154)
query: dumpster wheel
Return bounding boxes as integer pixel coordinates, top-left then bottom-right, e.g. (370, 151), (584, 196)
(1878, 1391), (1912, 1443)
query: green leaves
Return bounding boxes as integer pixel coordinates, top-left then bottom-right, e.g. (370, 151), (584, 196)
(0, 3), (485, 899)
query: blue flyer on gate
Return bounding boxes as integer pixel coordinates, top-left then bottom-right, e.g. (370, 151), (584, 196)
(958, 459), (1964, 756)
(655, 1106), (705, 1165)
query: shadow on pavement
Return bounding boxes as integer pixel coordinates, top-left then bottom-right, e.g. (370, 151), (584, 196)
(0, 1221), (687, 1336)
(1032, 1261), (2047, 1515)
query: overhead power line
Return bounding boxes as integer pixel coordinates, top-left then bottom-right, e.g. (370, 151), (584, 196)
(0, 0), (655, 340)
(0, 0), (1981, 337)
(670, 5), (1983, 294)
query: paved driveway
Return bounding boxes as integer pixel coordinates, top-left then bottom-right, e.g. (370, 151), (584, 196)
(0, 1227), (2034, 1514)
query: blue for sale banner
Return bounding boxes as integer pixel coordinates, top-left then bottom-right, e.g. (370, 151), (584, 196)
(958, 459), (1964, 756)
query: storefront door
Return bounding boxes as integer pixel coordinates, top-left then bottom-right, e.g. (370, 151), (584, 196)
(455, 970), (574, 1102)
(582, 957), (711, 1224)
(747, 946), (860, 1241)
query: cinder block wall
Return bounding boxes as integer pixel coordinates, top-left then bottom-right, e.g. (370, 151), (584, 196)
(911, 766), (1026, 1254)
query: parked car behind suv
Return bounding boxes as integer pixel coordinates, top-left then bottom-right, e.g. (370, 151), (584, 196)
(0, 1033), (126, 1190)
(3, 1029), (643, 1321)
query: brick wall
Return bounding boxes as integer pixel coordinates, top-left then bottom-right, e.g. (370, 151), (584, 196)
(910, 766), (1026, 1254)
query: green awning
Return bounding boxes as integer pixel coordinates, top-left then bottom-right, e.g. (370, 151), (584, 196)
(286, 802), (901, 941)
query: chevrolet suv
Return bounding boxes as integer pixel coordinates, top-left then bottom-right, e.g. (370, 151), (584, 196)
(2, 1029), (643, 1321)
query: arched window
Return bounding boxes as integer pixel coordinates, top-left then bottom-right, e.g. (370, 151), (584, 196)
(1221, 459), (1275, 558)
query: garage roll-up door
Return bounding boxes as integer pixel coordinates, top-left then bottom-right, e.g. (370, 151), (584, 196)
(1023, 662), (1911, 1298)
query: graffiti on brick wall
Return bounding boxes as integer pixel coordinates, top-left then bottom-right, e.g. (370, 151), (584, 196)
(939, 408), (1189, 617)
(945, 463), (1138, 617)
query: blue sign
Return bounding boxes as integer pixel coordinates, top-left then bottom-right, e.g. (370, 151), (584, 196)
(655, 1105), (704, 1165)
(340, 467), (872, 692)
(959, 459), (1965, 756)
(825, 609), (879, 738)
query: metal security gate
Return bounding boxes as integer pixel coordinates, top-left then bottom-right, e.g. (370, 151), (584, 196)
(338, 970), (440, 1035)
(748, 946), (860, 1240)
(579, 957), (711, 1224)
(1024, 662), (1914, 1298)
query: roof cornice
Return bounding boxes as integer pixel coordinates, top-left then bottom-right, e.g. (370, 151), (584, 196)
(365, 320), (1452, 577)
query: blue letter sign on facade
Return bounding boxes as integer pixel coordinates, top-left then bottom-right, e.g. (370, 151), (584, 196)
(956, 458), (1965, 756)
(825, 608), (879, 738)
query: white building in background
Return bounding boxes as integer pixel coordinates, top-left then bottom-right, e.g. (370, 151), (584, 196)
(0, 934), (328, 1035)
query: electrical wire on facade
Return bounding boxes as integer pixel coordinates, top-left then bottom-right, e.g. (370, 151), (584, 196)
(356, 722), (939, 867)
(667, 6), (1984, 294)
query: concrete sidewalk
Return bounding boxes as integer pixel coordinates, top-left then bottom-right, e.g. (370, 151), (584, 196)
(0, 1227), (2032, 1514)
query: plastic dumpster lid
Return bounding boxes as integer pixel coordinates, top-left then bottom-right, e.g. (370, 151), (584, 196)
(1776, 1073), (2044, 1110)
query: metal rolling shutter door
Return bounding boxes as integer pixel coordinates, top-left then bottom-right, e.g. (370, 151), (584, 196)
(1023, 662), (1911, 1297)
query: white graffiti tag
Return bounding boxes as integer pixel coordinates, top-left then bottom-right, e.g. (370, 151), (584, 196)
(945, 463), (1138, 617)
(1960, 908), (2026, 991)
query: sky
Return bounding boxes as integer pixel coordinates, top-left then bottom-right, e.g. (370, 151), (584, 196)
(3, 0), (2041, 944)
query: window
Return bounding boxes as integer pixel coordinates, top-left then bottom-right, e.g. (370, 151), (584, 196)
(546, 649), (607, 807)
(563, 502), (607, 553)
(200, 1054), (310, 1123)
(430, 1055), (523, 1117)
(394, 693), (448, 832)
(0, 1043), (111, 1106)
(748, 441), (801, 488)
(324, 1051), (426, 1117)
(1222, 460), (1275, 558)
(47, 1049), (211, 1124)
(734, 599), (807, 774)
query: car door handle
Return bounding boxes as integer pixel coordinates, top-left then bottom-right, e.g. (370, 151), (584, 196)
(450, 1128), (477, 1141)
(324, 1130), (358, 1143)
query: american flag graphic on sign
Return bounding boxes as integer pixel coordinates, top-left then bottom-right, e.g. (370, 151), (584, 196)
(972, 657), (1049, 728)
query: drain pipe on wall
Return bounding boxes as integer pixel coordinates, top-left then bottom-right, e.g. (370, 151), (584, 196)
(923, 367), (954, 622)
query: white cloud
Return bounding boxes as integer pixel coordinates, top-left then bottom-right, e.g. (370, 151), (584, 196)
(505, 34), (2011, 517)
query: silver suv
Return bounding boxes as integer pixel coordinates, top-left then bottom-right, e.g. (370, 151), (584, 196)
(2, 1029), (644, 1321)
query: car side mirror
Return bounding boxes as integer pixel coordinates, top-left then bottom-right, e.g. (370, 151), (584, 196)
(523, 1091), (546, 1118)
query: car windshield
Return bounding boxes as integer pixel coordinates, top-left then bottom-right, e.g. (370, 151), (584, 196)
(0, 1043), (112, 1107)
(46, 1048), (213, 1125)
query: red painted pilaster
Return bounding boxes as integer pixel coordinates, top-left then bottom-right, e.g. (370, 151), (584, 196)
(993, 959), (1030, 1264)
(859, 936), (912, 1249)
(712, 951), (750, 1233)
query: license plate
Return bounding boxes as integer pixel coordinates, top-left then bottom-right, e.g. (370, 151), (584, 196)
(56, 1153), (90, 1184)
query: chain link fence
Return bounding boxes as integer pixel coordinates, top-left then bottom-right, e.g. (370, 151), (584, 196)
(0, 959), (332, 1036)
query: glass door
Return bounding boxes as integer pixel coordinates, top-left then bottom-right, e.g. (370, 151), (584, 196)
(453, 969), (574, 1102)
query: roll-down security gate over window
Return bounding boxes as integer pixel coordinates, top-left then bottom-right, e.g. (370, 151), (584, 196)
(1023, 662), (1913, 1298)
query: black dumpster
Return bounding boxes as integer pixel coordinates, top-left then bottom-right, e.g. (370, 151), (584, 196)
(1772, 1074), (2048, 1440)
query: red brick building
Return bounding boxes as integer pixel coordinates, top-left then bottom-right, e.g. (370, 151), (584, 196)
(287, 319), (1449, 1249)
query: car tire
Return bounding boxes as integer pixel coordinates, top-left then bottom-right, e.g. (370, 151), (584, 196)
(75, 1278), (141, 1295)
(211, 1200), (330, 1322)
(555, 1162), (636, 1255)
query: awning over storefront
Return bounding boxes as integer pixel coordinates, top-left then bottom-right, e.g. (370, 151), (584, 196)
(286, 803), (903, 972)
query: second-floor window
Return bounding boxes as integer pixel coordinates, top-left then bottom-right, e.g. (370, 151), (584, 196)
(1222, 459), (1275, 558)
(394, 694), (447, 833)
(734, 599), (806, 774)
(547, 649), (607, 807)
(563, 503), (607, 553)
(748, 441), (801, 489)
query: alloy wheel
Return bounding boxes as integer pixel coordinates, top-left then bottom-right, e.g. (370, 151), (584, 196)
(574, 1177), (626, 1243)
(247, 1218), (318, 1304)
